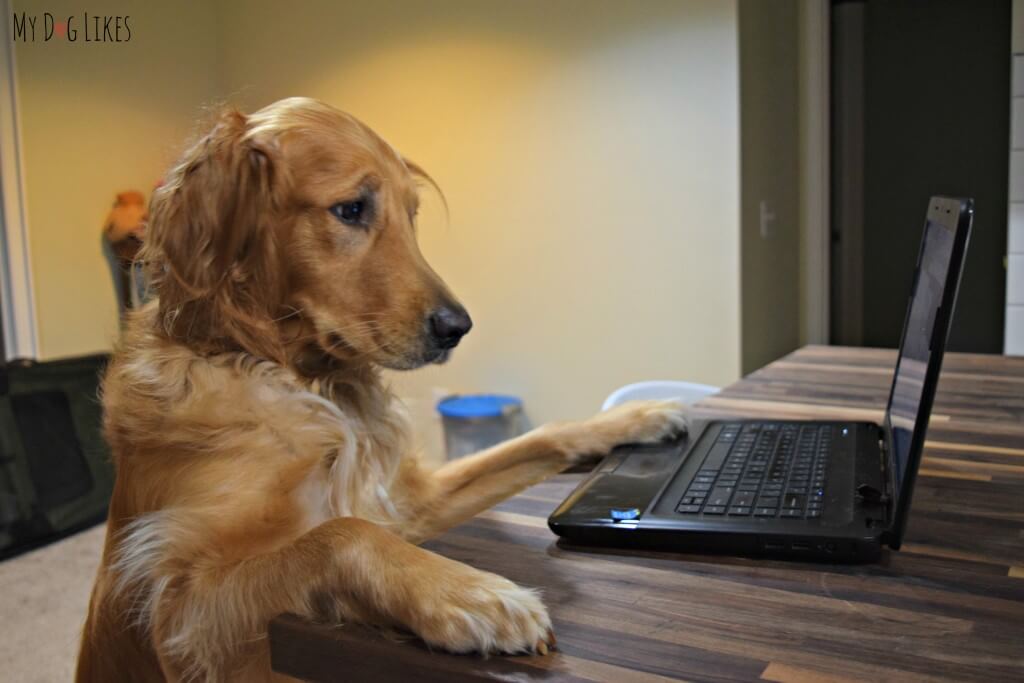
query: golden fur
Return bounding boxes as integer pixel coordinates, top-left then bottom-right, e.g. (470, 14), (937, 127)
(76, 97), (687, 682)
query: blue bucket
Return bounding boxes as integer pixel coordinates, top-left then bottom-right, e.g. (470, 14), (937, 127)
(436, 394), (524, 459)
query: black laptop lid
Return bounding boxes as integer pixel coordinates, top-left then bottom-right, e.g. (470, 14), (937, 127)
(884, 196), (972, 548)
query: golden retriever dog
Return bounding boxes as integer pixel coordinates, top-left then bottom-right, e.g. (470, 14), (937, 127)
(76, 97), (687, 682)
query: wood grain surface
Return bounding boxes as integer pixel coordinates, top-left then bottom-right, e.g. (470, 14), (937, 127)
(270, 346), (1024, 682)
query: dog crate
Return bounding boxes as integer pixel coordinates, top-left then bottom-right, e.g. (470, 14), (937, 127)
(0, 354), (114, 558)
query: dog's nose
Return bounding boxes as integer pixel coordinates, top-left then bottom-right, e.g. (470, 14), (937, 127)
(429, 305), (473, 349)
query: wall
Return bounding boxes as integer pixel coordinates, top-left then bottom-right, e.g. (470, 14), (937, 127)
(13, 0), (221, 359)
(738, 0), (801, 373)
(9, 1), (742, 457)
(1008, 0), (1024, 354)
(217, 0), (741, 440)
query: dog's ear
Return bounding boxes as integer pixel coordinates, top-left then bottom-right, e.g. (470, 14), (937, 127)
(144, 108), (291, 362)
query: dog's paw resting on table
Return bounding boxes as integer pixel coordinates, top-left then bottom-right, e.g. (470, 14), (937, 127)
(410, 554), (555, 655)
(75, 97), (678, 681)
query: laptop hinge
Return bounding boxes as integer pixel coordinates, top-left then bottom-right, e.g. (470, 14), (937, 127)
(877, 433), (897, 537)
(881, 435), (894, 501)
(857, 433), (893, 517)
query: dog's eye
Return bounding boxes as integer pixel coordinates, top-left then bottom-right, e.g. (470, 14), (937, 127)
(329, 200), (367, 226)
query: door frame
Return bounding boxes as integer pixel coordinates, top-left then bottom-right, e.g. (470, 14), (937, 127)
(799, 0), (831, 344)
(0, 0), (38, 361)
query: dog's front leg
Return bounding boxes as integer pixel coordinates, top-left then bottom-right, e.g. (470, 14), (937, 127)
(405, 400), (687, 542)
(149, 516), (556, 677)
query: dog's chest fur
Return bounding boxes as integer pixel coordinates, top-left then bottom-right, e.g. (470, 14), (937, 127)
(271, 364), (414, 530)
(115, 342), (413, 530)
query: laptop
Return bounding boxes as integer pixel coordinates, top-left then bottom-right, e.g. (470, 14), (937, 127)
(549, 196), (973, 562)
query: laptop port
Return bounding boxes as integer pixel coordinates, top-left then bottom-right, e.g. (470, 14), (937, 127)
(824, 542), (837, 553)
(763, 541), (785, 551)
(791, 541), (812, 551)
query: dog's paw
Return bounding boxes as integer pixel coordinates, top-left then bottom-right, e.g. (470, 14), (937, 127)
(590, 399), (689, 446)
(537, 400), (688, 464)
(411, 564), (555, 655)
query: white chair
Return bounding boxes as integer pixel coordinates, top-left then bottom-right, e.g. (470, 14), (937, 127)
(601, 380), (720, 412)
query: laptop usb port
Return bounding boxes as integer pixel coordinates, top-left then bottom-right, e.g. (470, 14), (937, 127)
(763, 541), (785, 551)
(791, 541), (812, 551)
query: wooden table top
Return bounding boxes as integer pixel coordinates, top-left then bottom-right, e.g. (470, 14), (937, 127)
(269, 345), (1024, 682)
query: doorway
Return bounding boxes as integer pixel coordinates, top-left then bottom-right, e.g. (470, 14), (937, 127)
(830, 0), (1010, 352)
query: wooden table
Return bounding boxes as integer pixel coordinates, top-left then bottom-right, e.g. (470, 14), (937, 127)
(269, 346), (1024, 682)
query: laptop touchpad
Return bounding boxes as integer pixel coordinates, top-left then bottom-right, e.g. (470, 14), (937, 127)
(615, 451), (677, 478)
(567, 444), (686, 519)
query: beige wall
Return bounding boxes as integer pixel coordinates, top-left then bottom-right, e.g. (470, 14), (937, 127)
(218, 0), (741, 437)
(13, 0), (741, 451)
(13, 0), (220, 358)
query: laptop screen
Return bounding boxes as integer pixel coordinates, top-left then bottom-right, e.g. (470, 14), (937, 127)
(884, 215), (957, 493)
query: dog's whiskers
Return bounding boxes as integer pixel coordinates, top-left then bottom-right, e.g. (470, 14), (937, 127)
(288, 317), (390, 346)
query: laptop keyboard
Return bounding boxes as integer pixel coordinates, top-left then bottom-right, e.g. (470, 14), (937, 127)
(676, 423), (830, 519)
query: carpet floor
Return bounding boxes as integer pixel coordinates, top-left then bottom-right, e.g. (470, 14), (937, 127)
(0, 524), (105, 682)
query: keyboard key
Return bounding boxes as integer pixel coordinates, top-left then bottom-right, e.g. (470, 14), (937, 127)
(703, 505), (726, 515)
(703, 441), (733, 471)
(782, 493), (806, 509)
(755, 507), (777, 516)
(808, 509), (821, 518)
(728, 506), (752, 515)
(688, 482), (712, 492)
(732, 491), (756, 507)
(707, 487), (735, 507)
(781, 509), (803, 518)
(681, 496), (696, 505)
(677, 504), (701, 513)
(757, 496), (779, 507)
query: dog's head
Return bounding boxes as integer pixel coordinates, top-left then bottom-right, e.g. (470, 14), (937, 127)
(144, 97), (471, 371)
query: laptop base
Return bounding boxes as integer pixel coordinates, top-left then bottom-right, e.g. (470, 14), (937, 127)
(548, 420), (891, 564)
